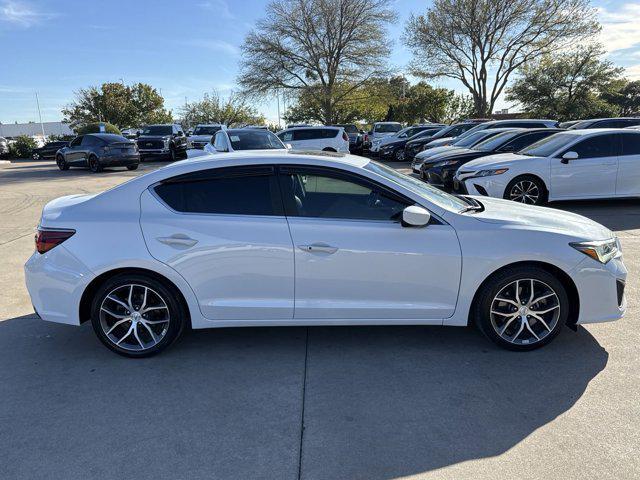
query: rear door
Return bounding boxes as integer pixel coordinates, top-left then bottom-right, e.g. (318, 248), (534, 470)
(616, 133), (640, 197)
(140, 165), (295, 321)
(550, 133), (620, 199)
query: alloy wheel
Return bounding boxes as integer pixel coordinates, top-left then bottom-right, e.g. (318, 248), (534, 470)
(509, 180), (540, 204)
(99, 284), (170, 352)
(489, 278), (560, 346)
(394, 149), (405, 162)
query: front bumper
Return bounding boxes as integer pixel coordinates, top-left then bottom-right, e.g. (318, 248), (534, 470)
(139, 148), (170, 157)
(455, 173), (509, 198)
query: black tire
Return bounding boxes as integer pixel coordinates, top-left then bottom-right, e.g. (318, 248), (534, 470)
(126, 164), (139, 171)
(88, 155), (102, 173)
(393, 148), (405, 162)
(169, 146), (177, 161)
(504, 175), (547, 205)
(56, 154), (69, 171)
(90, 273), (187, 358)
(473, 266), (568, 351)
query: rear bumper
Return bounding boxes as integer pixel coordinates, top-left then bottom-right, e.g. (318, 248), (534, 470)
(101, 154), (139, 166)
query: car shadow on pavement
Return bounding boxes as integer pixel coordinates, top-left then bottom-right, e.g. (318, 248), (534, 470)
(0, 316), (607, 480)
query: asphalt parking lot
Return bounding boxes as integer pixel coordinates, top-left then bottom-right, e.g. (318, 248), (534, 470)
(1, 158), (639, 480)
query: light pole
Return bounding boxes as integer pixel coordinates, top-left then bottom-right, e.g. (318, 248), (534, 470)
(35, 92), (45, 138)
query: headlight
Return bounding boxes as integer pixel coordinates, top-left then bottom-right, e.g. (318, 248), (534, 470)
(570, 238), (619, 264)
(473, 168), (509, 177)
(163, 138), (170, 147)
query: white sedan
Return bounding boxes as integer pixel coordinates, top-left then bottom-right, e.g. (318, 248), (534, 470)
(203, 128), (287, 154)
(25, 151), (626, 356)
(454, 129), (640, 204)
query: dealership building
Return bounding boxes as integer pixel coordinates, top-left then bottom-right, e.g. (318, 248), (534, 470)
(0, 121), (73, 139)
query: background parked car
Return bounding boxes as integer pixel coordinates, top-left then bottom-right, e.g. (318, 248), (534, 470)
(405, 122), (480, 161)
(370, 124), (441, 154)
(454, 128), (640, 204)
(377, 126), (445, 161)
(423, 128), (563, 189)
(188, 124), (226, 149)
(332, 124), (365, 154)
(120, 128), (142, 140)
(567, 117), (640, 129)
(204, 128), (286, 154)
(276, 126), (349, 152)
(0, 136), (9, 158)
(56, 133), (139, 173)
(364, 121), (402, 151)
(136, 124), (188, 161)
(31, 140), (69, 160)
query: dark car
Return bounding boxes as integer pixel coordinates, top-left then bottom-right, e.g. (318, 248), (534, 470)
(405, 122), (480, 162)
(56, 134), (139, 173)
(136, 124), (188, 161)
(332, 124), (365, 154)
(423, 128), (563, 189)
(31, 140), (69, 160)
(377, 127), (445, 161)
(567, 117), (640, 129)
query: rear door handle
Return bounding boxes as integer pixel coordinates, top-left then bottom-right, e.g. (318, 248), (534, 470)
(298, 243), (338, 254)
(157, 234), (198, 248)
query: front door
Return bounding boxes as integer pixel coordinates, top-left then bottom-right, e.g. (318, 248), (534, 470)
(550, 133), (619, 199)
(140, 165), (295, 321)
(65, 136), (84, 163)
(278, 166), (462, 320)
(616, 133), (640, 197)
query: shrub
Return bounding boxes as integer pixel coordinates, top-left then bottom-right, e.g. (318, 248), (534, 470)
(75, 122), (121, 135)
(8, 135), (38, 158)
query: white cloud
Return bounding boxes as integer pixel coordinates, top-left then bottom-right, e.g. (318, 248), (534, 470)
(624, 64), (640, 80)
(196, 0), (234, 19)
(182, 39), (239, 56)
(597, 3), (640, 53)
(0, 0), (55, 27)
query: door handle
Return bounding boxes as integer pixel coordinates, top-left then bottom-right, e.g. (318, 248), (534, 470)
(298, 243), (338, 254)
(157, 234), (198, 248)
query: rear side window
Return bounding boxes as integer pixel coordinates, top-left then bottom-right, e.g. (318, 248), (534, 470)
(154, 166), (282, 216)
(621, 133), (640, 156)
(566, 134), (620, 158)
(81, 136), (103, 147)
(321, 128), (339, 138)
(500, 131), (555, 152)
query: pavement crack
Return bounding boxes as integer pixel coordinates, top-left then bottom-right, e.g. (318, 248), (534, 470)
(297, 327), (310, 480)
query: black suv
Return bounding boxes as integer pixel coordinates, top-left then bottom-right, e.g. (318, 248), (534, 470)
(56, 134), (139, 173)
(136, 124), (188, 161)
(32, 140), (69, 160)
(332, 124), (364, 154)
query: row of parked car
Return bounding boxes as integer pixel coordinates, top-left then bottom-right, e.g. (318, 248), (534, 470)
(399, 117), (640, 205)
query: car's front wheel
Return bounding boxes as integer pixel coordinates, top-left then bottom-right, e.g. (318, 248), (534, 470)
(56, 154), (69, 171)
(393, 148), (405, 162)
(504, 175), (547, 205)
(88, 155), (103, 173)
(473, 266), (568, 351)
(126, 164), (139, 171)
(90, 274), (187, 357)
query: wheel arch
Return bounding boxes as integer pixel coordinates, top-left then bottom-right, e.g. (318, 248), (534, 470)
(79, 267), (192, 326)
(504, 173), (549, 200)
(469, 260), (579, 328)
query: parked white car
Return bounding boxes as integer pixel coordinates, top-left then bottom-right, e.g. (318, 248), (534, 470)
(276, 126), (349, 152)
(370, 125), (442, 153)
(25, 151), (626, 357)
(454, 129), (640, 204)
(203, 128), (286, 154)
(368, 122), (403, 152)
(188, 124), (226, 149)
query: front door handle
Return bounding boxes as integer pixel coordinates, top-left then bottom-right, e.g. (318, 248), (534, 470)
(157, 234), (198, 248)
(298, 243), (338, 254)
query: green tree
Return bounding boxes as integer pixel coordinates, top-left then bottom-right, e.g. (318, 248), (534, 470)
(394, 83), (452, 124)
(238, 0), (396, 124)
(75, 122), (121, 135)
(405, 0), (599, 116)
(601, 80), (640, 116)
(506, 45), (623, 121)
(8, 135), (37, 158)
(180, 91), (265, 129)
(62, 83), (172, 129)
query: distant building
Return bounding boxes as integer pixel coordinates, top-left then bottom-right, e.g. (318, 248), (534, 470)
(0, 121), (73, 139)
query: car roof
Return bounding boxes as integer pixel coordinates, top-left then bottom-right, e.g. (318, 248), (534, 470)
(561, 128), (640, 136)
(87, 133), (128, 140)
(225, 128), (273, 134)
(195, 123), (224, 127)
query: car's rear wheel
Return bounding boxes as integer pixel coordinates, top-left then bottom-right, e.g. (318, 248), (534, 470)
(473, 266), (568, 351)
(56, 155), (69, 171)
(88, 155), (102, 173)
(169, 147), (177, 161)
(393, 148), (405, 162)
(505, 175), (547, 205)
(90, 274), (187, 357)
(127, 164), (139, 171)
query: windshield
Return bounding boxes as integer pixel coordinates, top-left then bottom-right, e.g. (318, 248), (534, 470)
(141, 125), (172, 135)
(364, 160), (468, 212)
(518, 132), (575, 157)
(409, 128), (441, 141)
(375, 123), (402, 133)
(473, 131), (520, 152)
(453, 130), (498, 148)
(337, 124), (358, 134)
(228, 130), (285, 150)
(193, 126), (222, 135)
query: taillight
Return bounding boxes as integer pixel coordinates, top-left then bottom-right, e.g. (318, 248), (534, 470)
(35, 228), (75, 254)
(342, 132), (349, 141)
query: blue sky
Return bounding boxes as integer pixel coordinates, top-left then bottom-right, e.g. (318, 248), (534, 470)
(1, 0), (639, 125)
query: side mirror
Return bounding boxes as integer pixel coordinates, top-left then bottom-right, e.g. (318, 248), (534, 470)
(402, 205), (431, 227)
(561, 151), (578, 164)
(286, 143), (293, 149)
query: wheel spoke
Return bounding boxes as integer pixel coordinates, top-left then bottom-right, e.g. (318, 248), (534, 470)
(529, 312), (552, 332)
(499, 315), (519, 335)
(141, 318), (169, 325)
(514, 280), (521, 304)
(139, 321), (158, 343)
(531, 305), (559, 315)
(115, 324), (135, 346)
(495, 297), (519, 307)
(106, 295), (130, 312)
(140, 305), (168, 314)
(509, 319), (525, 341)
(523, 319), (540, 340)
(531, 292), (555, 305)
(127, 285), (134, 311)
(140, 287), (148, 312)
(133, 324), (145, 349)
(528, 279), (535, 304)
(491, 310), (515, 317)
(101, 307), (128, 319)
(106, 318), (130, 335)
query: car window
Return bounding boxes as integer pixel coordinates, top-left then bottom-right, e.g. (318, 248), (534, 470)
(563, 134), (620, 158)
(154, 166), (282, 216)
(278, 131), (294, 142)
(81, 136), (102, 147)
(193, 126), (222, 135)
(69, 136), (83, 147)
(621, 133), (640, 156)
(227, 130), (285, 150)
(374, 123), (402, 133)
(279, 168), (408, 221)
(321, 128), (339, 139)
(213, 132), (228, 151)
(141, 125), (172, 135)
(473, 131), (521, 152)
(292, 129), (319, 141)
(499, 131), (555, 152)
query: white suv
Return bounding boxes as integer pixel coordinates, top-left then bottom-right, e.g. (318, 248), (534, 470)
(277, 126), (350, 152)
(188, 124), (226, 149)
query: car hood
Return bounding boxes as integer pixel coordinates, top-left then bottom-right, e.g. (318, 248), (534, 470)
(469, 196), (612, 240)
(188, 135), (214, 142)
(462, 152), (538, 170)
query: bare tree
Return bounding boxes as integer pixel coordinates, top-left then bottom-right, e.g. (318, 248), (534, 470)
(404, 0), (600, 116)
(238, 0), (396, 124)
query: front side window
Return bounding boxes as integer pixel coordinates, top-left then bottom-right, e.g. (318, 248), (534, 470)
(374, 123), (402, 133)
(154, 166), (282, 216)
(69, 136), (83, 147)
(278, 131), (294, 142)
(280, 168), (408, 221)
(620, 133), (640, 156)
(193, 126), (222, 135)
(564, 134), (620, 158)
